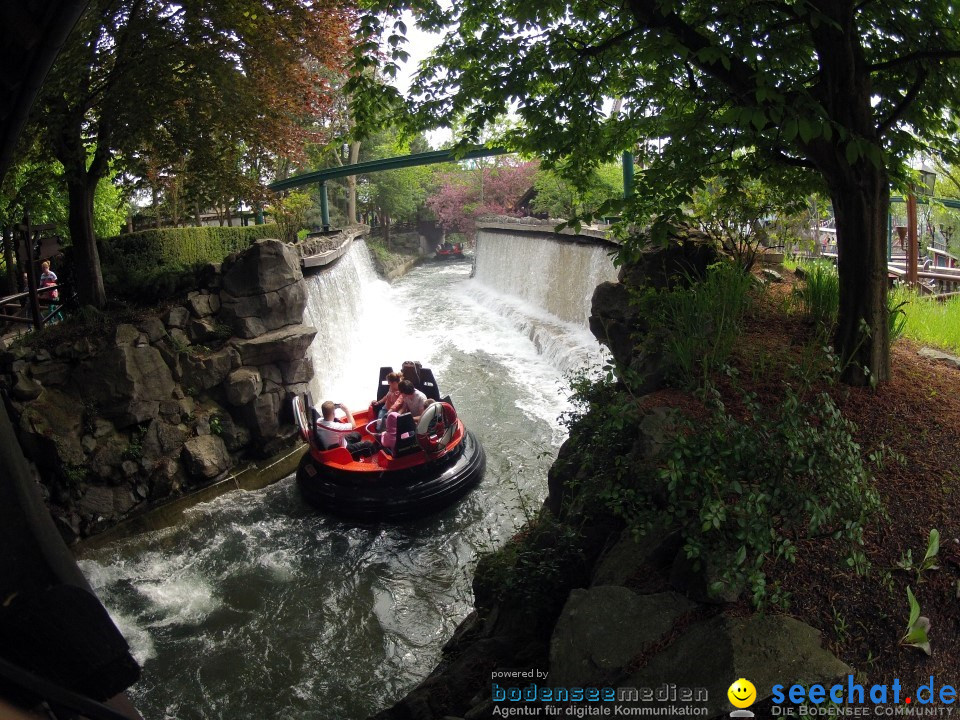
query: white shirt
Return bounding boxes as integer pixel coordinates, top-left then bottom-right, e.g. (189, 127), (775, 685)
(392, 389), (428, 417)
(316, 418), (353, 449)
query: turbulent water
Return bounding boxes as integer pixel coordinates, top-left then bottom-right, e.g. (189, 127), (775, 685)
(78, 239), (612, 720)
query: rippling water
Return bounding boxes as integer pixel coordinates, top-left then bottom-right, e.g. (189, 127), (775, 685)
(78, 246), (610, 720)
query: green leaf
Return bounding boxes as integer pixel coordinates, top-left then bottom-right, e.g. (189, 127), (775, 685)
(845, 140), (860, 165)
(783, 117), (799, 142)
(751, 109), (766, 130)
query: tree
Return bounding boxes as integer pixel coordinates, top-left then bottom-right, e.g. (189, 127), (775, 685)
(427, 158), (538, 237)
(32, 0), (352, 308)
(532, 161), (623, 220)
(354, 1), (960, 385)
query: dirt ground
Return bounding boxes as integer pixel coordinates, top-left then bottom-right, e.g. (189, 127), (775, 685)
(729, 274), (960, 690)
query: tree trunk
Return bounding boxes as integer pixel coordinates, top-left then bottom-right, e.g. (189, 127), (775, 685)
(2, 227), (16, 295)
(67, 176), (106, 308)
(829, 165), (890, 385)
(195, 201), (203, 227)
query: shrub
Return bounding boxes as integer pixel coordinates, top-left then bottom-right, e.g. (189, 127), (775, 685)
(606, 381), (883, 607)
(99, 224), (279, 302)
(640, 261), (754, 389)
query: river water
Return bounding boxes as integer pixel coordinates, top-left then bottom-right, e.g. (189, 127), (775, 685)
(78, 237), (616, 720)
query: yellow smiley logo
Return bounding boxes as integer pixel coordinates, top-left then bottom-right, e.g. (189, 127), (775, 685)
(728, 678), (757, 709)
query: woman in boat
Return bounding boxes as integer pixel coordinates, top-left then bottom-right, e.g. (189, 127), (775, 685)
(370, 371), (402, 428)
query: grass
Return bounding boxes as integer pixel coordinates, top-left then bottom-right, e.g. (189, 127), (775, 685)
(890, 287), (960, 354)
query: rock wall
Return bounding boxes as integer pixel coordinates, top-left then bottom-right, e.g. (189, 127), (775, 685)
(0, 239), (315, 542)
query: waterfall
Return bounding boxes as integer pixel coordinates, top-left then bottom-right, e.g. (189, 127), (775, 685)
(468, 231), (618, 372)
(302, 240), (390, 407)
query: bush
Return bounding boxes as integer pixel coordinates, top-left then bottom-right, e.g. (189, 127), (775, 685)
(606, 381), (883, 608)
(99, 224), (279, 301)
(641, 261), (754, 389)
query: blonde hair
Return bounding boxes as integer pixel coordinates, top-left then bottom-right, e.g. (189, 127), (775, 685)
(41, 261), (50, 271)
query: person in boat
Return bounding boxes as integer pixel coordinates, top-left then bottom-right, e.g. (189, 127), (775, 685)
(370, 371), (402, 428)
(388, 379), (430, 422)
(316, 401), (377, 458)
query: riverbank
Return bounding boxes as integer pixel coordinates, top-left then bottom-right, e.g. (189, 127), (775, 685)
(372, 252), (960, 719)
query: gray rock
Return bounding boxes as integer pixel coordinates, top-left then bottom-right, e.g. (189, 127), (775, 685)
(281, 357), (314, 385)
(156, 341), (182, 380)
(231, 325), (317, 366)
(243, 391), (281, 439)
(74, 343), (177, 429)
(29, 360), (71, 386)
(17, 389), (85, 468)
(92, 418), (115, 439)
(168, 327), (191, 348)
(181, 347), (238, 391)
(78, 486), (115, 517)
(592, 528), (682, 588)
(918, 347), (960, 369)
(181, 434), (231, 479)
(224, 367), (262, 406)
(164, 306), (191, 329)
(178, 397), (195, 419)
(218, 415), (251, 452)
(114, 324), (141, 345)
(142, 419), (190, 460)
(188, 317), (219, 344)
(549, 588), (695, 687)
(113, 486), (137, 514)
(626, 614), (851, 717)
(188, 292), (221, 318)
(121, 460), (139, 477)
(139, 316), (168, 343)
(12, 372), (43, 401)
(761, 268), (784, 283)
(219, 283), (307, 339)
(81, 435), (97, 454)
(34, 349), (52, 362)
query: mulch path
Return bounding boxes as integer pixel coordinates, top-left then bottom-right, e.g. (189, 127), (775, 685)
(725, 274), (960, 688)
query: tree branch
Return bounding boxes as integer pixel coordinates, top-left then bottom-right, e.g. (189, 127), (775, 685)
(870, 49), (960, 73)
(876, 67), (928, 136)
(769, 148), (817, 170)
(574, 25), (641, 58)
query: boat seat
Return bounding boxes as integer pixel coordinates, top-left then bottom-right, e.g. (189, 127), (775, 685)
(418, 368), (441, 402)
(393, 413), (420, 457)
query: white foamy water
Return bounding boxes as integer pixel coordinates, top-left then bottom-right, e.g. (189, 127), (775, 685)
(81, 235), (616, 720)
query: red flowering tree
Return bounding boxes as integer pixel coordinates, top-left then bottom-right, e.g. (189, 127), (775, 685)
(427, 159), (538, 238)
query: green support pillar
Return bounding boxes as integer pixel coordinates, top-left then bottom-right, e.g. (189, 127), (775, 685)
(622, 150), (635, 198)
(255, 208), (264, 225)
(320, 181), (330, 232)
(887, 210), (893, 262)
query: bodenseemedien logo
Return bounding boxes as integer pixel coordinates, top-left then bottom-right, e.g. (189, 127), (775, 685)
(728, 678), (757, 718)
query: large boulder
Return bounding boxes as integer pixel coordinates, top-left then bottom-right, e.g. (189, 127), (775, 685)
(219, 239), (308, 338)
(181, 347), (239, 392)
(17, 388), (86, 469)
(74, 343), (177, 429)
(181, 434), (231, 480)
(623, 614), (851, 717)
(223, 367), (262, 406)
(231, 325), (317, 367)
(550, 588), (695, 687)
(242, 391), (281, 440)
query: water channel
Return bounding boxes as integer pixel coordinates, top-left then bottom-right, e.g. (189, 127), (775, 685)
(77, 234), (617, 720)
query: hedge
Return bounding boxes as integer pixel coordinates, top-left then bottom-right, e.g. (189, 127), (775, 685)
(99, 224), (282, 302)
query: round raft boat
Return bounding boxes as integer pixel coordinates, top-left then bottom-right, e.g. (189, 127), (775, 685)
(292, 363), (486, 521)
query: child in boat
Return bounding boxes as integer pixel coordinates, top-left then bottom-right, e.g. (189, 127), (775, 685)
(389, 379), (429, 422)
(371, 372), (402, 428)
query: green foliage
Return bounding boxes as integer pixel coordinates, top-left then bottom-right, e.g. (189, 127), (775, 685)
(602, 379), (881, 607)
(901, 586), (932, 655)
(793, 261), (840, 332)
(640, 262), (754, 389)
(690, 176), (809, 270)
(888, 287), (960, 353)
(473, 514), (585, 624)
(266, 191), (313, 244)
(531, 161), (624, 219)
(209, 415), (224, 437)
(121, 426), (148, 462)
(99, 224), (276, 301)
(897, 529), (941, 582)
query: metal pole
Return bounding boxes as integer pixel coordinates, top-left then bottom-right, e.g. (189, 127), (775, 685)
(622, 150), (634, 198)
(320, 181), (330, 232)
(887, 210), (893, 262)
